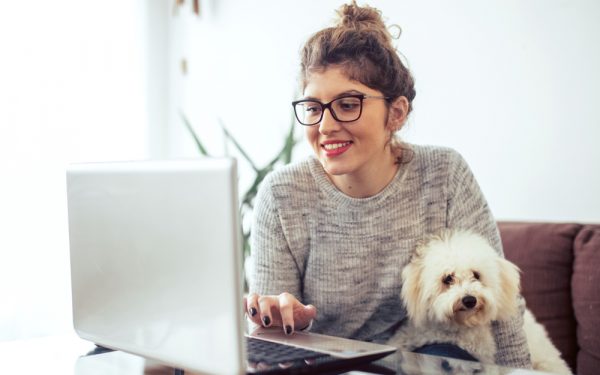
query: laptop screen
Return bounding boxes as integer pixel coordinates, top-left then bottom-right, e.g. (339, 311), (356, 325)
(67, 158), (246, 374)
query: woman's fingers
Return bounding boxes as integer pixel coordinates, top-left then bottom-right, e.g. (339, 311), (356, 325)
(294, 304), (317, 330)
(278, 293), (295, 335)
(246, 293), (261, 325)
(246, 293), (317, 332)
(258, 295), (276, 327)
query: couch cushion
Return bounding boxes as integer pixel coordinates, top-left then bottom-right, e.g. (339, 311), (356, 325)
(498, 222), (581, 371)
(572, 225), (600, 375)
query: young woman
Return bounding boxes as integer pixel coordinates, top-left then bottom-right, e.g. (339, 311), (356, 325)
(245, 1), (531, 368)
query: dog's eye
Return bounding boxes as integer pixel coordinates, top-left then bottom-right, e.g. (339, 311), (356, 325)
(442, 275), (454, 285)
(473, 271), (481, 280)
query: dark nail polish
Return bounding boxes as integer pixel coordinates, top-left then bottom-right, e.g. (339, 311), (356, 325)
(285, 325), (292, 335)
(262, 316), (271, 326)
(249, 307), (257, 317)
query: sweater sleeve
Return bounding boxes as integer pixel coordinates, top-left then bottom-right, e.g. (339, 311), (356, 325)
(248, 173), (302, 299)
(446, 151), (532, 368)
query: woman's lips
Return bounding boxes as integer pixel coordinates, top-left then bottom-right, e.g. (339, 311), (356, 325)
(321, 141), (352, 157)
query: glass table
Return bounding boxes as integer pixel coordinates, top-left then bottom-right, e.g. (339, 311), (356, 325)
(0, 334), (550, 374)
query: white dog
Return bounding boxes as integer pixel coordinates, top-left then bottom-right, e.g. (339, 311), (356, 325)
(388, 230), (572, 375)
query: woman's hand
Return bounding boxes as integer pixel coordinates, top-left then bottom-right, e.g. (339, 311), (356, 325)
(244, 292), (317, 335)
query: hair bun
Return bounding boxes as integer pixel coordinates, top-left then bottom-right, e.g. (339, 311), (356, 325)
(335, 1), (392, 42)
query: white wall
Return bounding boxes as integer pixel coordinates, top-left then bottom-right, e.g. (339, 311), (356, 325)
(0, 0), (165, 340)
(169, 0), (600, 223)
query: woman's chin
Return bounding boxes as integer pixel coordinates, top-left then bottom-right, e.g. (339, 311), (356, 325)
(320, 160), (352, 176)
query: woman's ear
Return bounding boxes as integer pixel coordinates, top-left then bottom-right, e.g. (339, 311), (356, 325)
(386, 96), (409, 132)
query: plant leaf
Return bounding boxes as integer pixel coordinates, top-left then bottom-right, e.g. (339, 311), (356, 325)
(243, 116), (298, 208)
(219, 119), (259, 172)
(264, 117), (298, 169)
(282, 111), (297, 164)
(242, 169), (269, 209)
(180, 111), (210, 156)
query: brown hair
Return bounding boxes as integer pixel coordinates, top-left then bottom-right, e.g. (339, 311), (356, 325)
(299, 1), (416, 163)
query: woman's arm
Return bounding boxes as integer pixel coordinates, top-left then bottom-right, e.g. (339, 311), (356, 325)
(247, 173), (315, 333)
(446, 150), (532, 368)
(250, 173), (302, 296)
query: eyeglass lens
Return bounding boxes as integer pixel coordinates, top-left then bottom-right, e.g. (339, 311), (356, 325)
(294, 96), (363, 125)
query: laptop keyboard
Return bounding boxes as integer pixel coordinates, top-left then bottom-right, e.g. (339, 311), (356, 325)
(246, 337), (329, 364)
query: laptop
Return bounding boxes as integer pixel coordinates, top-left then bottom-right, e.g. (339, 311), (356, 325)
(66, 158), (396, 374)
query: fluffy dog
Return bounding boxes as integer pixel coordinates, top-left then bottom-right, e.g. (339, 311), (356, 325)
(388, 230), (572, 375)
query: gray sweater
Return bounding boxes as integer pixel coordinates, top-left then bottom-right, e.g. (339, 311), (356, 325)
(250, 144), (531, 368)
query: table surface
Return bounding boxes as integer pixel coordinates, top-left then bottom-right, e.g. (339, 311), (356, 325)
(0, 334), (549, 374)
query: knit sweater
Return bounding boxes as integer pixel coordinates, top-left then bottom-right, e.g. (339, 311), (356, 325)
(249, 144), (531, 368)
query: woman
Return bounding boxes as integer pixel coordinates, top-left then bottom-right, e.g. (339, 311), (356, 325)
(245, 1), (531, 368)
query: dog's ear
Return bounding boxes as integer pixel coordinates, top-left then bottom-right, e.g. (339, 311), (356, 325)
(401, 254), (426, 326)
(495, 257), (521, 320)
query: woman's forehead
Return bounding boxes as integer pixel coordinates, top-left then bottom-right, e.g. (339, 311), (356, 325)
(303, 66), (375, 98)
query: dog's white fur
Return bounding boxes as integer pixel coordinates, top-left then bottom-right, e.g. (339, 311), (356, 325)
(388, 230), (572, 375)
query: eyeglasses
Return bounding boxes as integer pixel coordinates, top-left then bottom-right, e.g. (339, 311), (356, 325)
(291, 94), (389, 126)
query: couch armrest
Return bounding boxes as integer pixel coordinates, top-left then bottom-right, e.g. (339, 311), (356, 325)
(498, 221), (581, 370)
(572, 225), (600, 375)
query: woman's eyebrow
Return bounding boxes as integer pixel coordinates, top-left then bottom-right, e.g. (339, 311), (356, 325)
(302, 90), (365, 101)
(334, 90), (364, 98)
(301, 95), (319, 101)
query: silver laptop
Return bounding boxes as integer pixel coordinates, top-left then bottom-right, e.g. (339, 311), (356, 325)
(66, 158), (396, 374)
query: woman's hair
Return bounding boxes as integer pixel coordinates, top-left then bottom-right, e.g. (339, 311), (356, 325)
(299, 1), (415, 163)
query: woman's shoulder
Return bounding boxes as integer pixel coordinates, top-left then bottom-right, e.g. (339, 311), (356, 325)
(409, 143), (463, 162)
(254, 157), (320, 212)
(401, 144), (473, 189)
(405, 144), (465, 173)
(264, 157), (314, 185)
(259, 157), (319, 198)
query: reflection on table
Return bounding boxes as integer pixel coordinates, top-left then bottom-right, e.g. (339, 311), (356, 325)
(0, 334), (543, 375)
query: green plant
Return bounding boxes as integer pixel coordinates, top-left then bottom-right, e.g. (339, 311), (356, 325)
(180, 111), (299, 259)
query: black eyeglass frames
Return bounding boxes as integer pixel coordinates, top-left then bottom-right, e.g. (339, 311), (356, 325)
(291, 94), (389, 126)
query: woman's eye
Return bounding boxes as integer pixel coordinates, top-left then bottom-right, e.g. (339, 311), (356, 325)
(305, 104), (322, 113)
(442, 275), (454, 285)
(340, 102), (359, 109)
(336, 98), (361, 111)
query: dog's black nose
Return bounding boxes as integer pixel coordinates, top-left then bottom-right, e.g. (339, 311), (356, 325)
(462, 295), (477, 309)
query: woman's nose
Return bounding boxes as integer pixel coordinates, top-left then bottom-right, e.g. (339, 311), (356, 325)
(318, 108), (342, 135)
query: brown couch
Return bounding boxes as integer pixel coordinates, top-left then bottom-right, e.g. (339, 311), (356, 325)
(498, 222), (600, 375)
